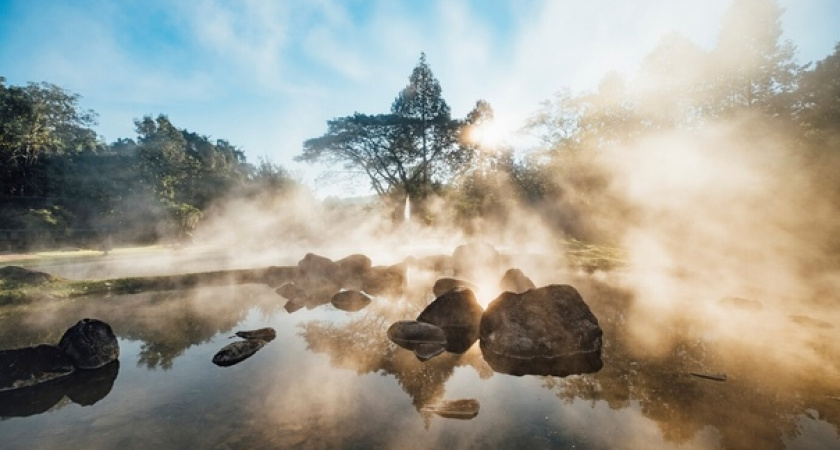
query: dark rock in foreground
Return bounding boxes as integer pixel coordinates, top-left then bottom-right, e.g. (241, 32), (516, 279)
(212, 339), (267, 367)
(480, 284), (603, 377)
(418, 288), (483, 353)
(331, 290), (372, 312)
(420, 398), (480, 420)
(499, 268), (536, 293)
(432, 278), (478, 297)
(58, 318), (120, 369)
(0, 345), (76, 392)
(236, 327), (277, 342)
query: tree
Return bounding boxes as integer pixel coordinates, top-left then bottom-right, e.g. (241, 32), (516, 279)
(706, 0), (801, 117)
(299, 53), (469, 201)
(0, 78), (99, 197)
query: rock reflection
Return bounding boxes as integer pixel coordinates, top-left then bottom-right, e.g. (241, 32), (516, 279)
(0, 360), (119, 418)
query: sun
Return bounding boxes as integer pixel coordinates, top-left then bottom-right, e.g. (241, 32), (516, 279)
(467, 120), (505, 150)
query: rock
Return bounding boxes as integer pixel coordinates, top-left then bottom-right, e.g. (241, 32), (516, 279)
(420, 398), (480, 420)
(298, 253), (342, 285)
(336, 254), (372, 288)
(387, 320), (447, 360)
(330, 290), (372, 312)
(432, 278), (478, 297)
(362, 264), (405, 297)
(0, 266), (58, 286)
(412, 343), (446, 362)
(479, 284), (603, 377)
(235, 328), (277, 342)
(387, 321), (447, 346)
(276, 282), (335, 310)
(499, 268), (536, 293)
(276, 283), (308, 302)
(718, 297), (763, 311)
(212, 340), (267, 367)
(0, 345), (75, 392)
(58, 319), (120, 370)
(452, 242), (501, 281)
(417, 288), (484, 353)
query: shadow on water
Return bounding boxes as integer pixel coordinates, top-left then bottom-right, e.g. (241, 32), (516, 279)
(0, 361), (119, 418)
(0, 269), (838, 448)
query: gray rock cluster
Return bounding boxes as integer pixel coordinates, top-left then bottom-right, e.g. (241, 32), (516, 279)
(275, 253), (403, 313)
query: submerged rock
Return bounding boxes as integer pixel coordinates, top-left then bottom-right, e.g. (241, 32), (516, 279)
(480, 284), (603, 376)
(58, 319), (120, 370)
(235, 327), (277, 342)
(212, 340), (267, 367)
(432, 278), (478, 297)
(331, 290), (372, 312)
(499, 268), (536, 293)
(418, 288), (483, 353)
(420, 398), (480, 420)
(0, 345), (75, 392)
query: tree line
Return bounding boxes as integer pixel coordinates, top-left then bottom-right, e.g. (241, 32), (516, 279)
(303, 0), (840, 241)
(2, 0), (839, 251)
(0, 80), (294, 250)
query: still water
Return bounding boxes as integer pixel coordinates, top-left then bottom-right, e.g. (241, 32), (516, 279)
(1, 278), (838, 449)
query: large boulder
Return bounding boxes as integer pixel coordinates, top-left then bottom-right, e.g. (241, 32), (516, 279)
(58, 319), (120, 369)
(0, 344), (75, 392)
(479, 284), (603, 376)
(417, 288), (484, 353)
(499, 268), (536, 293)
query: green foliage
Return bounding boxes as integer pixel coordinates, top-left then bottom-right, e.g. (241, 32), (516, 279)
(300, 53), (472, 202)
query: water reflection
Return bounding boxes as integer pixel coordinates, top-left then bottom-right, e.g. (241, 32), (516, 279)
(0, 275), (837, 448)
(0, 361), (119, 418)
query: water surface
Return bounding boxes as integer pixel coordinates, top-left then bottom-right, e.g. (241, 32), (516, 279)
(1, 278), (838, 449)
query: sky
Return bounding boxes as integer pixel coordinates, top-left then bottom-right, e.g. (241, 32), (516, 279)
(1, 0), (839, 197)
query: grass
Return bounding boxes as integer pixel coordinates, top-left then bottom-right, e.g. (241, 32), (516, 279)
(560, 239), (627, 272)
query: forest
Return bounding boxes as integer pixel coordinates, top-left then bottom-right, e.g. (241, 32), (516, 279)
(1, 0), (839, 257)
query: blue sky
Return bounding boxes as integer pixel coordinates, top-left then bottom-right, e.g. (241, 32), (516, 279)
(2, 0), (839, 196)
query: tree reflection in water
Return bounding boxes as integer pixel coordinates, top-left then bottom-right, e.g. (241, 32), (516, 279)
(1, 266), (838, 448)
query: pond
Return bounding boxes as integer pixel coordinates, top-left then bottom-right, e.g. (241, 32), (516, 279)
(1, 259), (839, 449)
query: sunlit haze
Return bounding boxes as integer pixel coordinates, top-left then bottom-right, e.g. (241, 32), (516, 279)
(2, 0), (839, 196)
